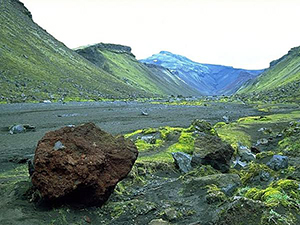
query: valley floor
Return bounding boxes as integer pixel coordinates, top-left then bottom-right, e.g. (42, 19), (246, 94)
(0, 101), (300, 225)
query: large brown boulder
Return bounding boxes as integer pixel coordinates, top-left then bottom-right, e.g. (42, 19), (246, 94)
(191, 135), (234, 172)
(31, 123), (138, 206)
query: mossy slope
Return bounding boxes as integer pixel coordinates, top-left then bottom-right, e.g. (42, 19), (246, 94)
(1, 0), (153, 103)
(237, 46), (300, 103)
(76, 44), (201, 97)
(0, 0), (200, 103)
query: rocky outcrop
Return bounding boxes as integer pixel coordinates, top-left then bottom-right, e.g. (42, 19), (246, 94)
(31, 123), (138, 206)
(191, 135), (234, 172)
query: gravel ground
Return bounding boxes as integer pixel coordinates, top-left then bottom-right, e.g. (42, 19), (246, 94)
(0, 101), (266, 169)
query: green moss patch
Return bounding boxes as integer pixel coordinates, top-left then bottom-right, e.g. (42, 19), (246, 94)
(244, 179), (300, 209)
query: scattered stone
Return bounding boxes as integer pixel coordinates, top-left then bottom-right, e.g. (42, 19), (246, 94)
(239, 149), (256, 162)
(141, 111), (148, 116)
(266, 155), (288, 171)
(256, 138), (269, 146)
(9, 124), (25, 134)
(258, 127), (265, 132)
(259, 171), (271, 182)
(23, 124), (36, 131)
(232, 160), (247, 170)
(222, 115), (229, 124)
(9, 124), (36, 134)
(31, 123), (138, 206)
(171, 152), (192, 173)
(141, 134), (156, 144)
(191, 135), (234, 172)
(57, 113), (80, 118)
(238, 143), (256, 162)
(250, 146), (260, 154)
(148, 219), (170, 225)
(43, 100), (51, 104)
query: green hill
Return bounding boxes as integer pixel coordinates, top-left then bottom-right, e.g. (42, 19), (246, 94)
(75, 43), (200, 97)
(237, 46), (300, 103)
(0, 0), (200, 103)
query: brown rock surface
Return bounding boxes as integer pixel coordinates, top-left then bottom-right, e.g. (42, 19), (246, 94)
(31, 123), (138, 206)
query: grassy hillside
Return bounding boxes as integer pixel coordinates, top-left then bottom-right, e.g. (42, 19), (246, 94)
(0, 0), (153, 103)
(76, 44), (201, 97)
(237, 46), (300, 103)
(0, 0), (199, 103)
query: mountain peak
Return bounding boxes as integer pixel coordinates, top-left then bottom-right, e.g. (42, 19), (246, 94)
(140, 52), (263, 95)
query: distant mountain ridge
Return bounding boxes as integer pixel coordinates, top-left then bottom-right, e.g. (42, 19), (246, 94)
(141, 51), (264, 95)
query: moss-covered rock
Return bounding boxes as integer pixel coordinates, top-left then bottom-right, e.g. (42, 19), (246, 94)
(191, 119), (217, 136)
(240, 162), (275, 185)
(244, 179), (300, 209)
(213, 197), (268, 225)
(191, 135), (234, 172)
(205, 184), (227, 204)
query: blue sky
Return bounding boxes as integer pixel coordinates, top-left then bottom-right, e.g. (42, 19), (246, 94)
(22, 0), (300, 69)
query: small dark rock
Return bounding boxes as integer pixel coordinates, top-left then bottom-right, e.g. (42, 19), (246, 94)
(23, 124), (36, 131)
(9, 156), (29, 164)
(28, 160), (35, 176)
(191, 135), (234, 172)
(250, 146), (260, 154)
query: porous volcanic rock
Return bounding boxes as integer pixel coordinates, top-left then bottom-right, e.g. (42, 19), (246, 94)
(191, 135), (234, 172)
(31, 123), (138, 206)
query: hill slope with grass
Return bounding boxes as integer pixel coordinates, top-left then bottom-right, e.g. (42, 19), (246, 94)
(75, 44), (201, 97)
(0, 0), (151, 103)
(0, 0), (200, 103)
(237, 46), (300, 103)
(141, 51), (263, 95)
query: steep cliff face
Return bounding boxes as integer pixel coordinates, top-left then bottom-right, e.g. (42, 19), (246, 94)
(237, 46), (300, 103)
(141, 51), (263, 95)
(76, 44), (201, 97)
